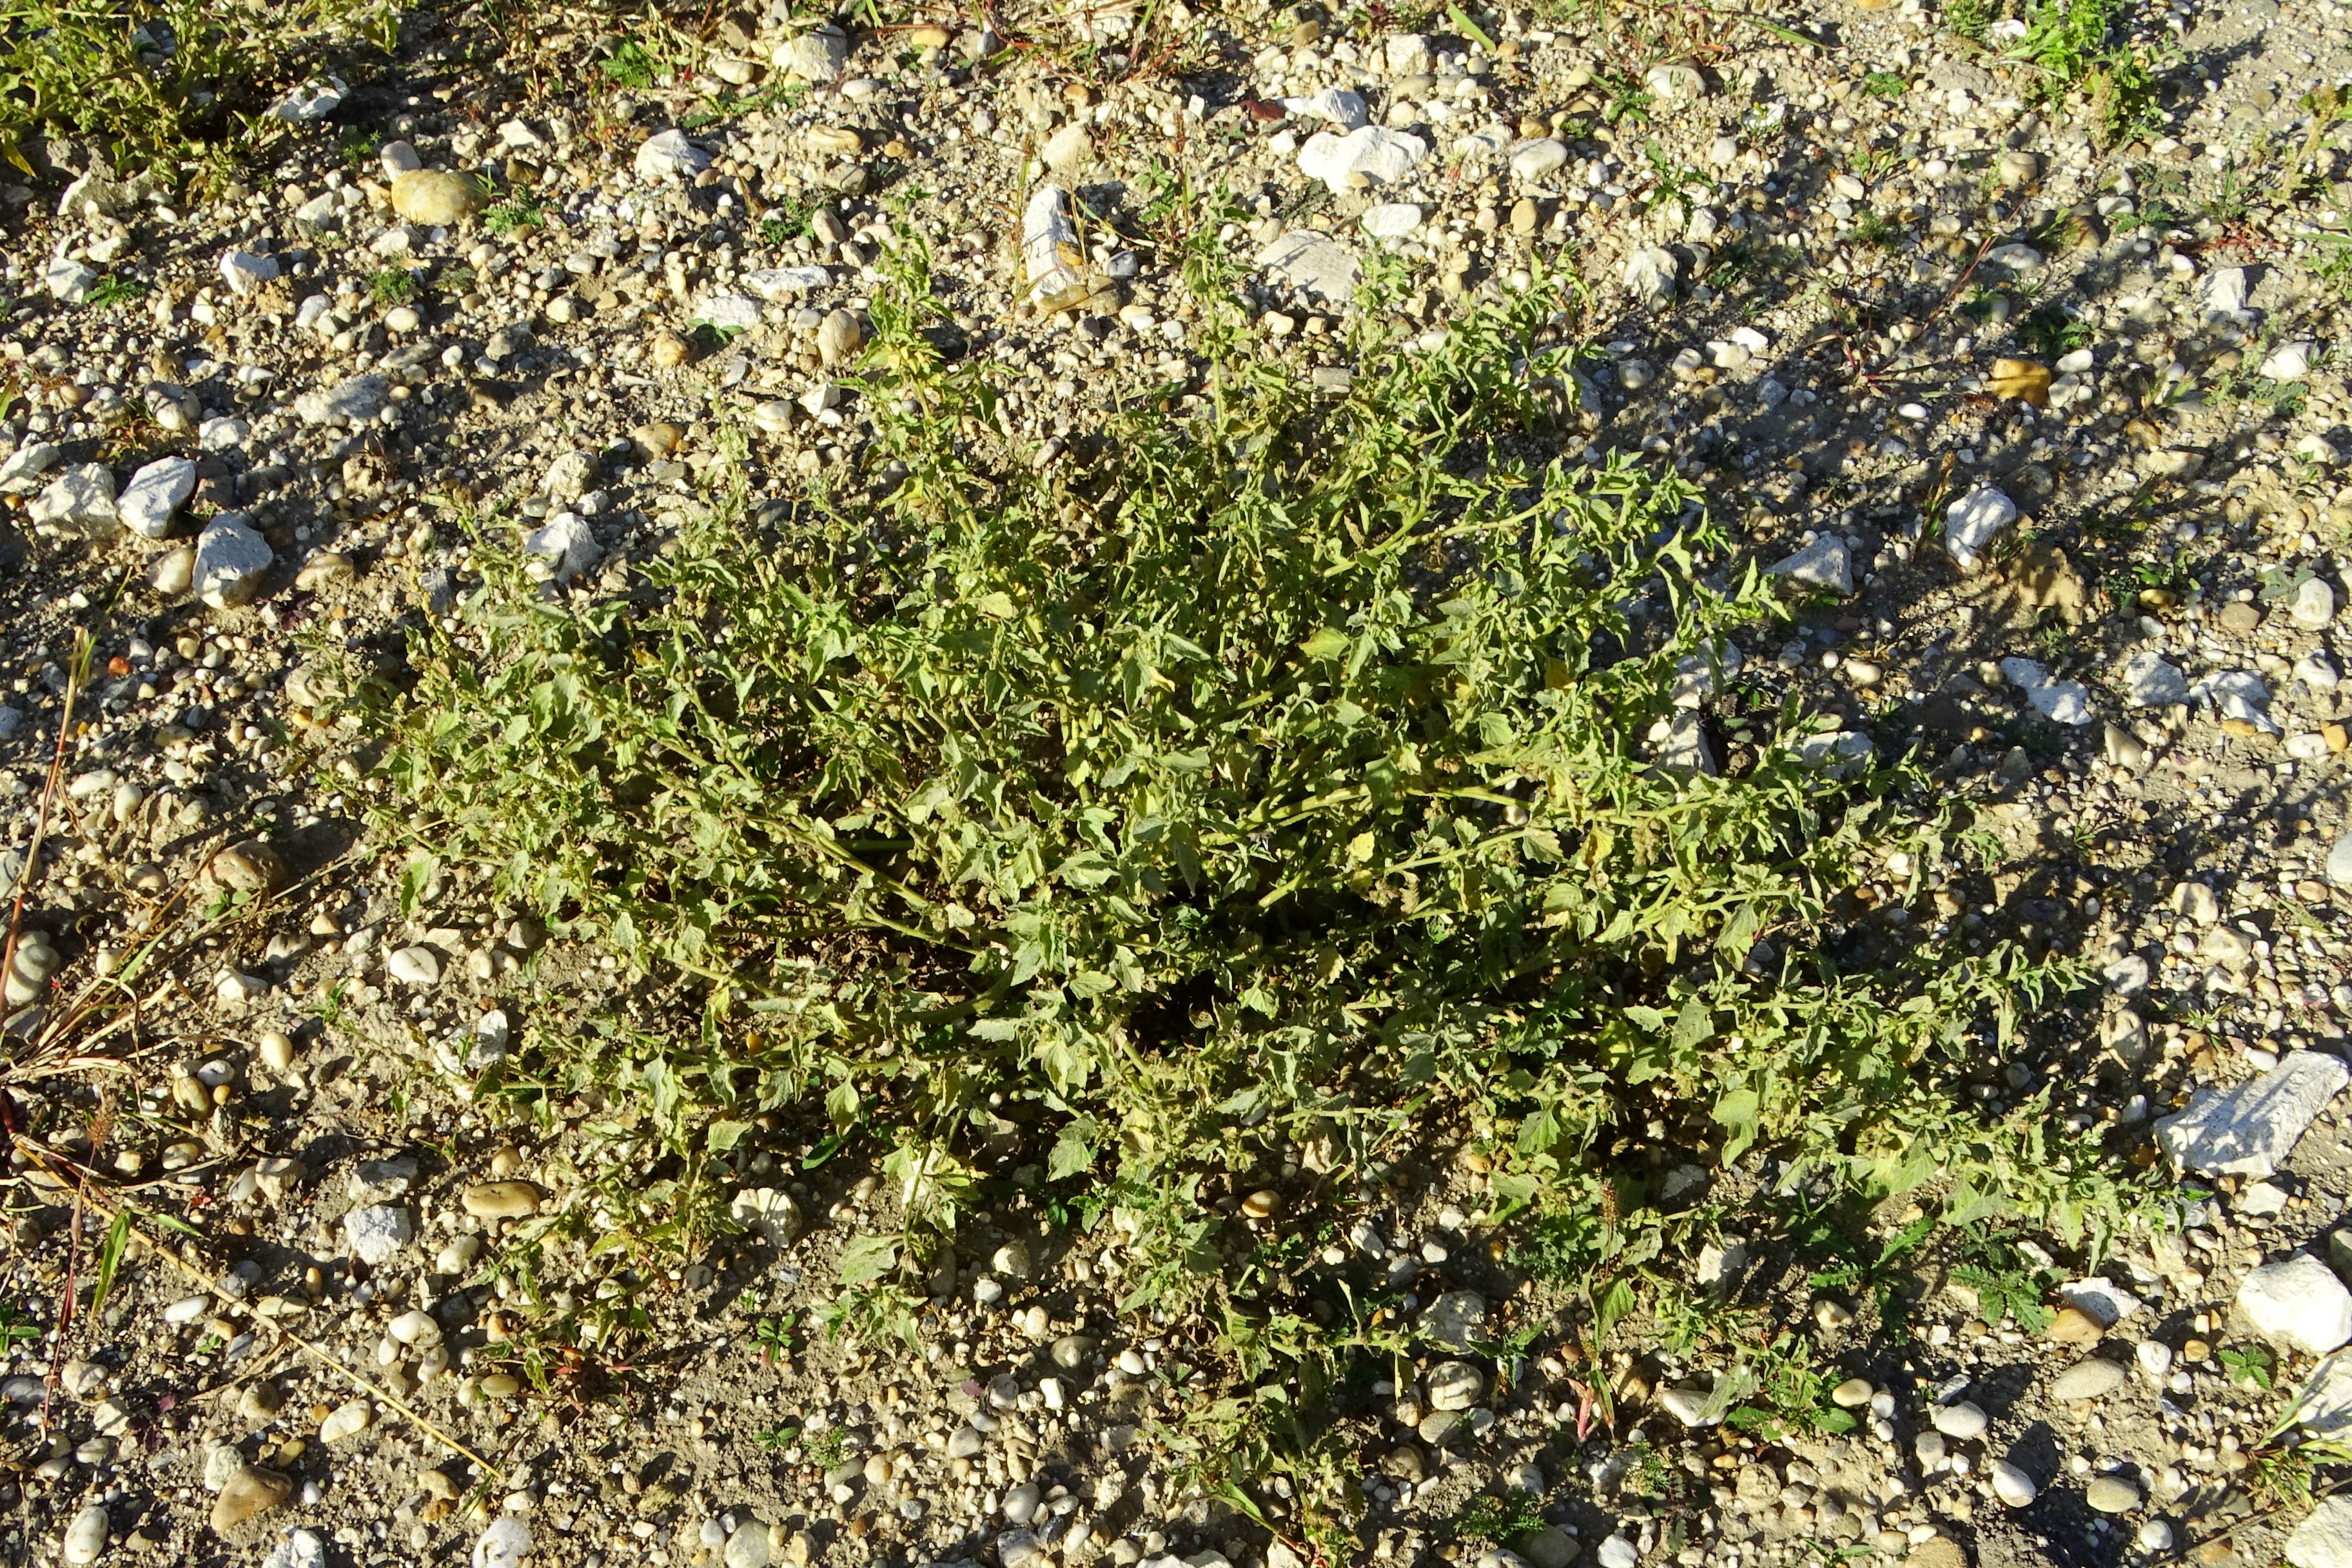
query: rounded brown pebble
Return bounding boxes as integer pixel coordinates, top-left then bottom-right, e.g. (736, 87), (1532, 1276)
(2046, 1305), (2104, 1344)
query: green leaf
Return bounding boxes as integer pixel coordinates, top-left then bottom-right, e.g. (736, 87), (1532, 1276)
(1300, 627), (1349, 660)
(836, 1234), (899, 1286)
(707, 1119), (753, 1153)
(1048, 1121), (1096, 1181)
(1712, 1088), (1761, 1165)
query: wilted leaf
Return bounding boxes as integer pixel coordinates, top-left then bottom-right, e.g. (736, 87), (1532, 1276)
(1987, 357), (2052, 407)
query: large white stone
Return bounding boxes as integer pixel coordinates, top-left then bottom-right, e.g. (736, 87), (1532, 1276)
(2239, 1254), (2352, 1357)
(2158, 1052), (2347, 1177)
(28, 463), (117, 531)
(473, 1514), (533, 1568)
(295, 373), (389, 426)
(2288, 1496), (2352, 1568)
(194, 515), (273, 609)
(2192, 669), (2278, 734)
(343, 1204), (414, 1264)
(772, 25), (847, 82)
(1297, 126), (1427, 194)
(1623, 247), (1678, 306)
(1999, 657), (2093, 726)
(1944, 487), (2018, 573)
(117, 456), (195, 540)
(525, 513), (600, 583)
(633, 129), (710, 182)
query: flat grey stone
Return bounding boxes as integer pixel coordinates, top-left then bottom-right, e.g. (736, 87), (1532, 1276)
(295, 373), (389, 426)
(1257, 230), (1361, 305)
(2121, 650), (2189, 708)
(2156, 1051), (2347, 1177)
(2050, 1358), (2126, 1402)
(1769, 536), (1852, 595)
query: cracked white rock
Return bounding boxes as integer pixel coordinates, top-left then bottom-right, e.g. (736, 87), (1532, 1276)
(1999, 657), (2093, 726)
(1361, 202), (1423, 239)
(1259, 230), (1361, 306)
(1623, 247), (1678, 306)
(343, 1204), (414, 1265)
(633, 129), (710, 182)
(772, 25), (847, 83)
(1282, 87), (1368, 128)
(2191, 669), (2278, 733)
(194, 515), (273, 609)
(387, 945), (442, 986)
(743, 266), (830, 299)
(117, 456), (195, 540)
(2286, 1494), (2352, 1568)
(2156, 1051), (2347, 1177)
(295, 373), (389, 426)
(2238, 1254), (2352, 1357)
(1649, 711), (1717, 776)
(45, 257), (98, 303)
(473, 1514), (533, 1568)
(220, 250), (279, 295)
(1508, 137), (1569, 181)
(525, 513), (600, 583)
(1943, 487), (2018, 573)
(1296, 126), (1427, 195)
(0, 440), (59, 493)
(1021, 184), (1087, 308)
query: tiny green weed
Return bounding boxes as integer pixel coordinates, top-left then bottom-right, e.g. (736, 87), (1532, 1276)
(84, 274), (147, 310)
(1863, 71), (1907, 99)
(369, 266), (418, 306)
(1950, 1234), (2053, 1332)
(484, 194), (546, 236)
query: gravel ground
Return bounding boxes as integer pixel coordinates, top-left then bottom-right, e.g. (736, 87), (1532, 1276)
(6, 3), (2352, 1567)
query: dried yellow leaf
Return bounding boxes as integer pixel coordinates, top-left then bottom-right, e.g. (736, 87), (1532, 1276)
(1988, 357), (2052, 407)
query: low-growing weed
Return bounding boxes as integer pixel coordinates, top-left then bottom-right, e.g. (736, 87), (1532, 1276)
(2009, 0), (2163, 144)
(0, 0), (390, 176)
(1950, 1233), (2053, 1331)
(1458, 1491), (1547, 1544)
(84, 275), (147, 310)
(369, 266), (418, 306)
(374, 235), (2148, 1509)
(484, 194), (547, 236)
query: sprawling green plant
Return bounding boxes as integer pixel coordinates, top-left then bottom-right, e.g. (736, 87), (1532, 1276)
(0, 0), (388, 175)
(375, 245), (2126, 1464)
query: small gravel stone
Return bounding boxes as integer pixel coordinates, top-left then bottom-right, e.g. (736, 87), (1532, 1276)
(192, 514), (273, 609)
(2051, 1358), (2126, 1401)
(1990, 1458), (2038, 1507)
(344, 1204), (415, 1264)
(210, 1465), (293, 1531)
(1931, 1402), (1988, 1440)
(2084, 1475), (2140, 1513)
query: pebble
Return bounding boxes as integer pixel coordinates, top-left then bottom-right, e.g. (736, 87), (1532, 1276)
(2051, 1358), (2126, 1401)
(1426, 1360), (1484, 1411)
(388, 945), (442, 986)
(192, 514), (273, 608)
(1623, 246), (1678, 306)
(1931, 1401), (1988, 1440)
(724, 1520), (771, 1568)
(1770, 536), (1852, 596)
(1989, 1458), (2038, 1507)
(464, 1181), (545, 1219)
(391, 169), (487, 226)
(634, 129), (711, 181)
(344, 1204), (415, 1264)
(63, 1502), (108, 1565)
(2084, 1475), (2141, 1513)
(1830, 1377), (1874, 1408)
(318, 1397), (373, 1442)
